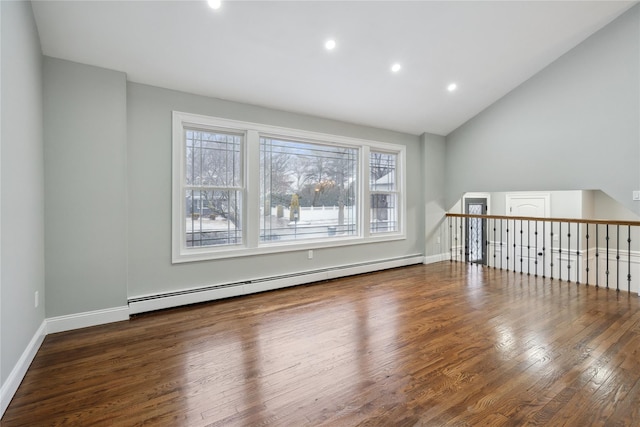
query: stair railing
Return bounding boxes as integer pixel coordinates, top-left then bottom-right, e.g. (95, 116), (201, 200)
(445, 213), (640, 292)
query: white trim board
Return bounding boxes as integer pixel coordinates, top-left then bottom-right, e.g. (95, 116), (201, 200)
(1, 307), (130, 418)
(1, 321), (47, 417)
(424, 253), (449, 264)
(46, 306), (130, 335)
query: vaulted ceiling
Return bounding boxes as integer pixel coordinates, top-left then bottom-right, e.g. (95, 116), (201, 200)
(31, 1), (636, 136)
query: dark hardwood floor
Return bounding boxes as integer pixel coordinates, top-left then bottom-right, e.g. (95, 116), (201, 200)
(3, 261), (640, 426)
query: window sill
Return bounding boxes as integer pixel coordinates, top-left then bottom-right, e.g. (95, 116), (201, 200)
(172, 233), (406, 264)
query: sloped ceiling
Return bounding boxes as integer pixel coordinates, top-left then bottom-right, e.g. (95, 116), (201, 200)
(32, 0), (636, 135)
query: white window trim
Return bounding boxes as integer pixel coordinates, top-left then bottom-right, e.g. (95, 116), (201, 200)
(172, 111), (406, 263)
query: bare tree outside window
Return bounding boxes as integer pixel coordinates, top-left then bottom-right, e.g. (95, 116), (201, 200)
(260, 137), (357, 242)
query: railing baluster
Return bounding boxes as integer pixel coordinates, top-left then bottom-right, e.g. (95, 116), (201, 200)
(449, 216), (453, 262)
(616, 224), (620, 292)
(520, 220), (524, 274)
(465, 217), (470, 264)
(596, 224), (599, 288)
(500, 218), (503, 270)
(576, 224), (580, 285)
(567, 222), (571, 283)
(453, 216), (456, 261)
(459, 217), (463, 262)
(628, 225), (632, 292)
(527, 220), (531, 276)
(550, 222), (554, 280)
(559, 222), (563, 281)
(585, 224), (590, 285)
(506, 220), (510, 272)
(493, 219), (497, 269)
(513, 219), (517, 273)
(534, 220), (538, 277)
(542, 221), (546, 278)
(486, 219), (496, 267)
(606, 224), (610, 289)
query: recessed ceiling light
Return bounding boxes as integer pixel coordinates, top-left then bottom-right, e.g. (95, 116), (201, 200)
(325, 39), (336, 51)
(447, 83), (458, 92)
(207, 0), (222, 10)
(391, 63), (402, 73)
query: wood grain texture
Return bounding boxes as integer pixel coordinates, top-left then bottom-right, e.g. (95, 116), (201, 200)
(3, 262), (640, 426)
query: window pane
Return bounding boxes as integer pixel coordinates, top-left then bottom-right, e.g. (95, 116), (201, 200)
(260, 137), (358, 242)
(370, 151), (398, 233)
(370, 193), (397, 233)
(185, 129), (242, 187)
(370, 152), (396, 191)
(185, 190), (242, 247)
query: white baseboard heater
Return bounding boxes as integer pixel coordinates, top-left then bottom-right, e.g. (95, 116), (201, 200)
(128, 254), (424, 315)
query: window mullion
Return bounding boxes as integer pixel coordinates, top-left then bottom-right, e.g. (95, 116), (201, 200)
(184, 185), (243, 191)
(172, 114), (187, 261)
(245, 130), (260, 249)
(362, 145), (371, 239)
(398, 147), (406, 235)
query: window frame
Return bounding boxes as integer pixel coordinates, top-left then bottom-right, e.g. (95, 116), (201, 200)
(172, 111), (406, 263)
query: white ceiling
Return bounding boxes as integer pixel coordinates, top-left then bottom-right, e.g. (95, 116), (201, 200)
(31, 0), (636, 136)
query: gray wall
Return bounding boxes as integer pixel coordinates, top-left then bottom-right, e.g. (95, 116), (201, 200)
(422, 132), (446, 257)
(127, 82), (424, 298)
(1, 1), (45, 384)
(593, 190), (640, 221)
(445, 5), (640, 214)
(43, 58), (128, 317)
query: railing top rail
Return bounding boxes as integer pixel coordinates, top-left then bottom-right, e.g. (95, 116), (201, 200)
(446, 212), (640, 227)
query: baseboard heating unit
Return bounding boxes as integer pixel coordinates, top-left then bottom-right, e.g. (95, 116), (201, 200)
(128, 254), (424, 314)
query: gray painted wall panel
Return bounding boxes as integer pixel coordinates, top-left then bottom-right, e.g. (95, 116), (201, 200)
(0, 1), (45, 385)
(445, 5), (640, 215)
(422, 132), (447, 257)
(43, 58), (128, 317)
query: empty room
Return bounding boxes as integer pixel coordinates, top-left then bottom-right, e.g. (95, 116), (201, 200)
(2, 0), (640, 425)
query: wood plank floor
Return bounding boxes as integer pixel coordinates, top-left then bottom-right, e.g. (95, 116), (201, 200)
(3, 261), (640, 426)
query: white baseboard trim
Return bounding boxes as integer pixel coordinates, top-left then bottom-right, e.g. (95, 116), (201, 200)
(1, 320), (47, 417)
(1, 306), (131, 418)
(129, 254), (425, 315)
(46, 306), (130, 335)
(423, 253), (448, 264)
